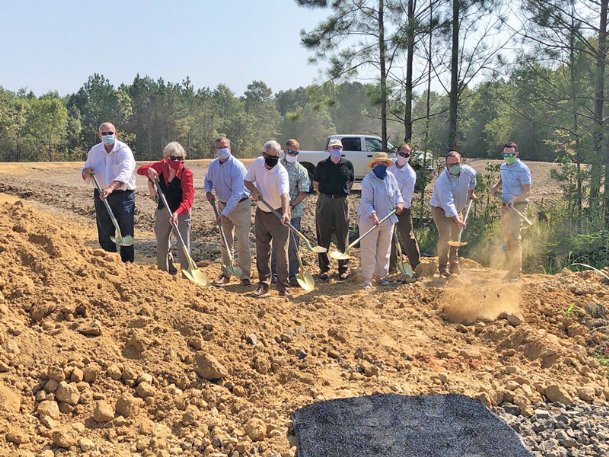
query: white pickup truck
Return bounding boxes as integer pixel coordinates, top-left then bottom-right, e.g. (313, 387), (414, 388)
(299, 134), (397, 181)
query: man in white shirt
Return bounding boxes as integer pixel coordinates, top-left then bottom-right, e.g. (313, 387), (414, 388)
(429, 151), (476, 277)
(81, 122), (136, 262)
(245, 140), (291, 297)
(387, 143), (421, 272)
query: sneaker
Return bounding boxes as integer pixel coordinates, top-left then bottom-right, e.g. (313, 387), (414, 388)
(271, 275), (278, 284)
(214, 274), (230, 286)
(319, 272), (329, 281)
(278, 289), (292, 298)
(252, 283), (270, 297)
(338, 271), (349, 281)
(240, 278), (252, 287)
(378, 278), (391, 286)
(289, 277), (299, 287)
(362, 281), (373, 289)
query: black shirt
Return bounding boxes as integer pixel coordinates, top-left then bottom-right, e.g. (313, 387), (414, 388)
(157, 172), (183, 213)
(313, 157), (355, 196)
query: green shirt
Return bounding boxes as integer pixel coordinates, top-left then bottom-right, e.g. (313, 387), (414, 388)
(281, 159), (310, 219)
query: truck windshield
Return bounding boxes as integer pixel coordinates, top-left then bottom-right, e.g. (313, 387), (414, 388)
(365, 137), (383, 152)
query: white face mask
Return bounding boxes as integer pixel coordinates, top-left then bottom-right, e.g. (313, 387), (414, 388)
(397, 155), (409, 166)
(285, 154), (297, 163)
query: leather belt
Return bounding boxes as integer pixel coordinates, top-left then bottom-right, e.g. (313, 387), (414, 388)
(220, 196), (249, 205)
(321, 193), (346, 199)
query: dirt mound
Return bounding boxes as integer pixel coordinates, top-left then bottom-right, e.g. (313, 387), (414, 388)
(1, 196), (608, 456)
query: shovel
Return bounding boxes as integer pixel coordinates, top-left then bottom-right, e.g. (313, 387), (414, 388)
(258, 197), (326, 253)
(495, 192), (534, 227)
(154, 179), (209, 287)
(291, 231), (316, 292)
(448, 199), (473, 247)
(393, 231), (414, 277)
(209, 200), (243, 278)
(330, 209), (397, 260)
(90, 174), (135, 247)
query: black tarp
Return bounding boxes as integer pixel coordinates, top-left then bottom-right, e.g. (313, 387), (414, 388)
(292, 393), (532, 457)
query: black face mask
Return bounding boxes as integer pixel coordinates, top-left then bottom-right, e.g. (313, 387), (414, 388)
(264, 154), (279, 168)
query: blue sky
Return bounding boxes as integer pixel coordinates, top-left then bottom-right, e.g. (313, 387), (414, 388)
(2, 1), (332, 96)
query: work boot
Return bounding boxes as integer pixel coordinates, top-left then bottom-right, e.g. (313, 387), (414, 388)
(252, 283), (270, 297)
(214, 274), (230, 286)
(439, 266), (451, 278)
(289, 276), (299, 287)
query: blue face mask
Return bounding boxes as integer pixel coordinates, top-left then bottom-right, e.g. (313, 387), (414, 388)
(330, 149), (342, 160)
(372, 164), (388, 180)
(101, 134), (115, 145)
(216, 147), (230, 161)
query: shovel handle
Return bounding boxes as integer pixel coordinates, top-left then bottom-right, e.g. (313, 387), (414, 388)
(454, 199), (473, 243)
(495, 192), (533, 226)
(210, 201), (234, 260)
(348, 209), (397, 250)
(91, 174), (123, 236)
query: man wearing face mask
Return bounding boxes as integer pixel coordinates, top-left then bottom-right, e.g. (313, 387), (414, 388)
(245, 140), (291, 297)
(429, 151), (477, 278)
(358, 152), (404, 289)
(491, 142), (532, 281)
(388, 143), (421, 273)
(271, 139), (310, 287)
(313, 138), (355, 280)
(81, 122), (136, 263)
(137, 142), (193, 273)
(204, 137), (252, 286)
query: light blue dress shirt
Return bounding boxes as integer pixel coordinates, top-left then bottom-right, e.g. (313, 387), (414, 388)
(204, 155), (250, 217)
(500, 159), (532, 203)
(358, 170), (404, 225)
(429, 165), (476, 217)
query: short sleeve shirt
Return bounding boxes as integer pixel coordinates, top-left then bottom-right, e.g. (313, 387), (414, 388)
(244, 157), (290, 211)
(501, 159), (532, 203)
(313, 158), (355, 196)
(281, 159), (310, 218)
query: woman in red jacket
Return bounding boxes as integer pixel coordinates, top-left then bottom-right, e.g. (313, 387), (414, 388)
(137, 142), (194, 273)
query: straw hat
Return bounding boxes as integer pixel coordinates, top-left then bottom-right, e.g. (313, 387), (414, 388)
(367, 152), (394, 168)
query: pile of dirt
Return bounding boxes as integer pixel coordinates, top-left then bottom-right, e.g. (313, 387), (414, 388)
(1, 196), (608, 456)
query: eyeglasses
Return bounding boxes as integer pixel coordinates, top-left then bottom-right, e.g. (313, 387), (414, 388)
(101, 131), (115, 136)
(286, 149), (299, 155)
(398, 151), (411, 158)
(168, 156), (184, 162)
(502, 153), (515, 158)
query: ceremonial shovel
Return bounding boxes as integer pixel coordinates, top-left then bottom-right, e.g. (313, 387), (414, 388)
(91, 174), (135, 247)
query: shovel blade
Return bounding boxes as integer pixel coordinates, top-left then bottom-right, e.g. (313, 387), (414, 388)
(311, 245), (327, 253)
(329, 249), (350, 260)
(297, 271), (316, 292)
(111, 235), (135, 247)
(398, 262), (414, 278)
(222, 264), (243, 278)
(182, 268), (209, 287)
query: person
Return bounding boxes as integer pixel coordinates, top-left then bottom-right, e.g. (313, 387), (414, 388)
(245, 140), (291, 297)
(388, 143), (421, 272)
(81, 122), (136, 263)
(429, 151), (477, 278)
(137, 142), (193, 274)
(491, 141), (532, 281)
(271, 139), (310, 287)
(358, 152), (404, 289)
(313, 138), (355, 280)
(204, 137), (252, 287)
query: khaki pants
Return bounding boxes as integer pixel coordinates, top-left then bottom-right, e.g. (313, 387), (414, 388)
(431, 206), (460, 271)
(218, 199), (252, 279)
(501, 203), (526, 275)
(390, 208), (421, 270)
(154, 209), (191, 271)
(316, 195), (349, 274)
(255, 208), (289, 291)
(359, 217), (394, 282)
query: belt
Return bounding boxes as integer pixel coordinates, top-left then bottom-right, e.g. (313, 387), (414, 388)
(220, 196), (249, 205)
(321, 193), (347, 199)
(94, 188), (133, 194)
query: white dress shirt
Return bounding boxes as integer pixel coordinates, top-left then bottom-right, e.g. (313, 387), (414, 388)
(244, 156), (289, 211)
(387, 162), (417, 208)
(83, 140), (136, 190)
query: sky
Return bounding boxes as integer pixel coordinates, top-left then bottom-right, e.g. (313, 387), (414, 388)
(2, 0), (334, 96)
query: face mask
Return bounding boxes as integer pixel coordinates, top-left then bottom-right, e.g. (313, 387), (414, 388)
(504, 155), (517, 165)
(166, 157), (183, 171)
(330, 149), (342, 160)
(284, 153), (297, 163)
(397, 154), (410, 166)
(448, 164), (462, 175)
(264, 154), (279, 168)
(101, 134), (115, 145)
(216, 147), (230, 161)
(372, 164), (388, 180)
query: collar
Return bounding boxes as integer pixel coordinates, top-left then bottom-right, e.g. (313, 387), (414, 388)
(103, 140), (120, 154)
(219, 155), (232, 166)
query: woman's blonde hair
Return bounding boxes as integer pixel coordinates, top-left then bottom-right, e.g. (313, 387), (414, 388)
(163, 141), (187, 159)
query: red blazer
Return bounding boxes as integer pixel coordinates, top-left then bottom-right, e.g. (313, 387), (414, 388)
(137, 161), (194, 215)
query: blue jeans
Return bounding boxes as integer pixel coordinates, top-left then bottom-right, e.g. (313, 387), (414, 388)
(94, 189), (135, 262)
(271, 216), (301, 279)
